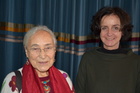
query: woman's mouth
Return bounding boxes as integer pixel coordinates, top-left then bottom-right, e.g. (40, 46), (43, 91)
(38, 61), (48, 65)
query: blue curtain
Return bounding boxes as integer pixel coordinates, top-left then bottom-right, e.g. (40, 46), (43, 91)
(0, 0), (140, 87)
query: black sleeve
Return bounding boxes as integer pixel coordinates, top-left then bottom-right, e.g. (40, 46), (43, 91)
(136, 58), (140, 93)
(14, 71), (22, 93)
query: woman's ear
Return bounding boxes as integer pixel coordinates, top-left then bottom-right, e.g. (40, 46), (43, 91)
(25, 47), (29, 58)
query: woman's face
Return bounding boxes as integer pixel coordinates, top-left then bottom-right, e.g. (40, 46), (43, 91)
(100, 14), (123, 50)
(25, 30), (56, 77)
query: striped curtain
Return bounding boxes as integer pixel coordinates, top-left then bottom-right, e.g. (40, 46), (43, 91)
(0, 0), (140, 87)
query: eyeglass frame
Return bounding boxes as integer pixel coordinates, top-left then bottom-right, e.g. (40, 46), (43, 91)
(26, 45), (56, 55)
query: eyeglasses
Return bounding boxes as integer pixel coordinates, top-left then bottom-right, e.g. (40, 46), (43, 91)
(29, 46), (56, 55)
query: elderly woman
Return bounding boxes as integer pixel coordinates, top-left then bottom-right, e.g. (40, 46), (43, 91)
(75, 7), (140, 93)
(1, 26), (74, 93)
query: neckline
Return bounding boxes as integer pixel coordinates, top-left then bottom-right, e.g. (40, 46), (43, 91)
(97, 47), (128, 54)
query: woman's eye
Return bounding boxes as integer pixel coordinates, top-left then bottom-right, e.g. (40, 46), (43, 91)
(113, 27), (120, 31)
(45, 47), (52, 50)
(33, 48), (37, 50)
(101, 27), (107, 30)
(115, 27), (118, 29)
(31, 48), (39, 51)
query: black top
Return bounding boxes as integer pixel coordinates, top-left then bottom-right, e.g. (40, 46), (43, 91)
(75, 47), (140, 93)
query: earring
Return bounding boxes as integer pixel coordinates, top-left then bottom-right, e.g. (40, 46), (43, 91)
(26, 58), (29, 65)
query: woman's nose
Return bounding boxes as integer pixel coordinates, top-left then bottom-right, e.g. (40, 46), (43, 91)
(107, 28), (113, 36)
(39, 50), (47, 59)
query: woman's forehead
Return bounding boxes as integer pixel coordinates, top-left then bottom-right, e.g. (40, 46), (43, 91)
(28, 30), (54, 46)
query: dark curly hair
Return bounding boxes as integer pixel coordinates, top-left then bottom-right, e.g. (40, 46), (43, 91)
(91, 6), (133, 41)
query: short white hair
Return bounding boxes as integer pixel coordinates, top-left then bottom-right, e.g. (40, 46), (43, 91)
(23, 25), (57, 48)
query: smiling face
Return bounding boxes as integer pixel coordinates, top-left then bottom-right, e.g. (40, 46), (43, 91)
(25, 30), (56, 77)
(100, 14), (123, 50)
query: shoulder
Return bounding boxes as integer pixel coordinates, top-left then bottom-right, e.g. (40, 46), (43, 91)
(128, 49), (140, 60)
(83, 47), (99, 55)
(80, 47), (99, 61)
(1, 72), (17, 93)
(132, 53), (140, 64)
(1, 68), (23, 93)
(58, 69), (71, 81)
(3, 71), (16, 83)
(58, 69), (73, 90)
(129, 52), (140, 72)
